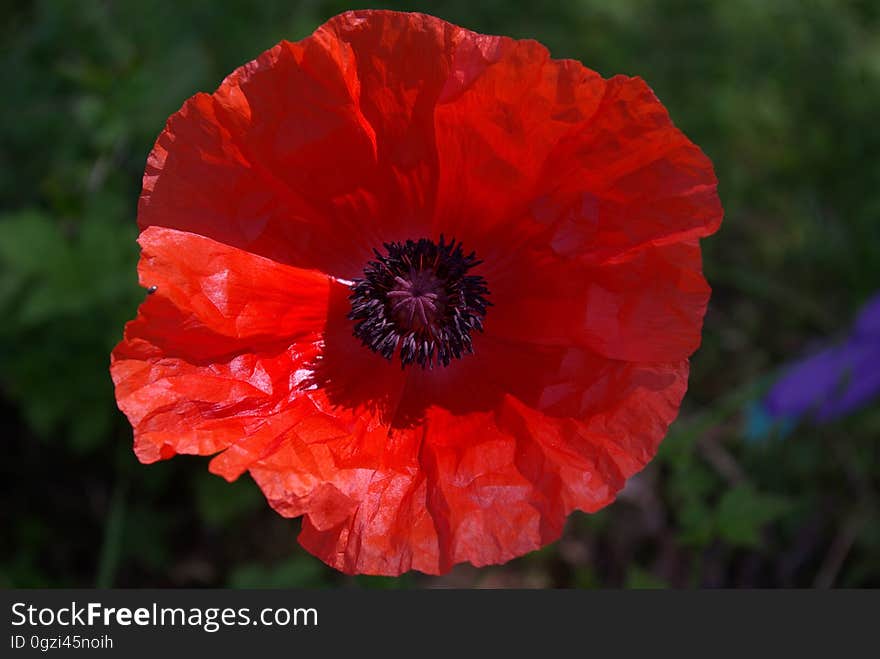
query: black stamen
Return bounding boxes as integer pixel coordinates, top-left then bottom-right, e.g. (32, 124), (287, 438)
(348, 237), (491, 368)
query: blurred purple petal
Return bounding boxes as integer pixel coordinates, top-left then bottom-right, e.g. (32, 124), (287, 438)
(814, 343), (880, 420)
(764, 340), (880, 422)
(853, 293), (880, 338)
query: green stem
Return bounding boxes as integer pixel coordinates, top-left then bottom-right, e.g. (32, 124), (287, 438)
(95, 480), (126, 588)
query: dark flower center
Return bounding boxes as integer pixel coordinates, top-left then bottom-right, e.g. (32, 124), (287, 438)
(348, 237), (490, 368)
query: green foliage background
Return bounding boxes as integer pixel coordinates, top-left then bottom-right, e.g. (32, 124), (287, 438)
(2, 0), (878, 587)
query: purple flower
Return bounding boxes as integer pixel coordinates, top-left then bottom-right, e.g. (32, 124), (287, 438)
(762, 293), (880, 424)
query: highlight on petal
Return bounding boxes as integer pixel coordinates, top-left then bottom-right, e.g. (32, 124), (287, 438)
(111, 227), (336, 464)
(239, 338), (688, 575)
(112, 9), (723, 576)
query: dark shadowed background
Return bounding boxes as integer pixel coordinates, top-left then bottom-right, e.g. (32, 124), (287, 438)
(2, 0), (879, 588)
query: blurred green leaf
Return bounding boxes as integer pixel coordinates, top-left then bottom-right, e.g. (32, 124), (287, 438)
(573, 566), (600, 589)
(715, 484), (792, 549)
(353, 574), (417, 590)
(229, 558), (327, 589)
(195, 472), (263, 529)
(678, 498), (716, 548)
(624, 567), (668, 590)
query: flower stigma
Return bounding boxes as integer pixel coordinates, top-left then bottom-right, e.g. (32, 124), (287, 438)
(348, 237), (490, 368)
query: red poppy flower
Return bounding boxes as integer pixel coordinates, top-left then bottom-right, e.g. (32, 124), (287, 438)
(111, 10), (722, 576)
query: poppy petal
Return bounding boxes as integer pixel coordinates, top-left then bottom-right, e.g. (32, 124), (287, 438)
(532, 74), (722, 264)
(111, 227), (336, 463)
(432, 37), (607, 253)
(111, 348), (316, 464)
(245, 337), (687, 575)
(133, 226), (331, 347)
(250, 421), (441, 574)
(138, 12), (471, 279)
(486, 240), (710, 361)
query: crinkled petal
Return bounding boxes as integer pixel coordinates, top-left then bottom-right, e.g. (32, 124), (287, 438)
(245, 334), (687, 575)
(428, 48), (718, 363)
(486, 240), (711, 361)
(432, 37), (607, 255)
(249, 412), (439, 574)
(111, 348), (316, 464)
(111, 227), (338, 464)
(529, 74), (722, 265)
(139, 11), (470, 279)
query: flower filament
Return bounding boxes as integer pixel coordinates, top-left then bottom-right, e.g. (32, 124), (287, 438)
(349, 237), (490, 368)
